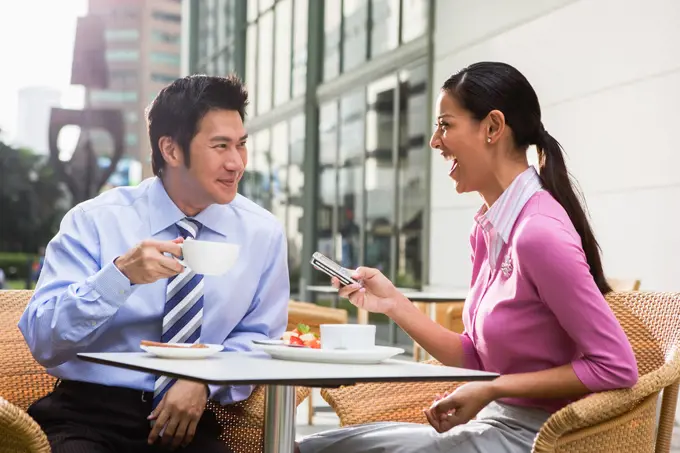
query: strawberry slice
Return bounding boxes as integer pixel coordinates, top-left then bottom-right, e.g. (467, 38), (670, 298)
(289, 335), (305, 346)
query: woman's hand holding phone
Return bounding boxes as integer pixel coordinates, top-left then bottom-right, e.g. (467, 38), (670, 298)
(332, 267), (402, 316)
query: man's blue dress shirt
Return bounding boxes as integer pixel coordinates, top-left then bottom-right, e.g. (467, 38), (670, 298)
(18, 177), (290, 405)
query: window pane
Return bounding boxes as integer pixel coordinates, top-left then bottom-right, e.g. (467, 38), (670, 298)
(338, 90), (365, 269)
(317, 101), (339, 271)
(217, 48), (234, 75)
(323, 0), (341, 81)
(240, 129), (258, 201)
(260, 0), (275, 12)
(271, 122), (289, 229)
(151, 30), (181, 45)
(216, 0), (227, 50)
(152, 11), (181, 23)
(253, 129), (272, 209)
(150, 52), (181, 66)
(274, 0), (292, 106)
(106, 50), (139, 62)
(90, 90), (138, 103)
(197, 1), (209, 62)
(257, 11), (274, 114)
(205, 59), (215, 75)
(217, 0), (236, 49)
(108, 7), (138, 19)
(110, 70), (138, 85)
(245, 23), (257, 114)
(401, 0), (428, 43)
(206, 1), (216, 58)
(365, 76), (396, 276)
(342, 0), (367, 73)
(247, 0), (258, 21)
(397, 64), (428, 287)
(288, 114), (305, 296)
(105, 29), (139, 41)
(291, 0), (308, 97)
(370, 0), (399, 57)
(151, 73), (177, 84)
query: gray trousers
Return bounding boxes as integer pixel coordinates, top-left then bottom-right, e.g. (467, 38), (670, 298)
(298, 401), (551, 453)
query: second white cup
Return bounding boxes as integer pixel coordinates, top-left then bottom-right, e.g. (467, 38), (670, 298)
(320, 324), (376, 350)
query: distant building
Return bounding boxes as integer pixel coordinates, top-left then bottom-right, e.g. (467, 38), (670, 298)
(79, 0), (182, 178)
(16, 86), (62, 154)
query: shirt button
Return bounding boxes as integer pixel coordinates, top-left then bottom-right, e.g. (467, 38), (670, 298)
(91, 321), (97, 326)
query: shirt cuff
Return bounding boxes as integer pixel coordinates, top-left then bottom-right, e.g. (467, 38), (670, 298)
(208, 384), (255, 405)
(571, 358), (601, 392)
(90, 260), (133, 306)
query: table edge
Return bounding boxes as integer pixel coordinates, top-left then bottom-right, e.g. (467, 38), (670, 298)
(78, 353), (498, 387)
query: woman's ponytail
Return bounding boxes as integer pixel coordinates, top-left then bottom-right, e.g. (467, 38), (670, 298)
(536, 125), (612, 294)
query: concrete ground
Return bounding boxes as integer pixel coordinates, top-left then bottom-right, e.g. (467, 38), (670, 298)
(295, 390), (680, 450)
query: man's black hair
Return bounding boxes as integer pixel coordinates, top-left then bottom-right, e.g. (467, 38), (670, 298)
(147, 74), (248, 176)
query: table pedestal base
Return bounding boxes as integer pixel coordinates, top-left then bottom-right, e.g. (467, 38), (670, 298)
(264, 384), (296, 453)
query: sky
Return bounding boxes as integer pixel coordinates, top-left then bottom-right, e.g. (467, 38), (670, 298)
(0, 0), (88, 145)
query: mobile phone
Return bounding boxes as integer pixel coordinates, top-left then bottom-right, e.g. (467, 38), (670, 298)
(310, 252), (359, 286)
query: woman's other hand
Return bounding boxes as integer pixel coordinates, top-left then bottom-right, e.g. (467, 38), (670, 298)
(424, 382), (496, 433)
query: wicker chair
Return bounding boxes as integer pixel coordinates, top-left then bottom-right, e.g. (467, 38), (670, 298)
(0, 290), (313, 453)
(608, 278), (642, 291)
(287, 300), (348, 335)
(321, 291), (680, 453)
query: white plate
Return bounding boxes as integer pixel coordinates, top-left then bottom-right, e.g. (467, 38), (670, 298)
(254, 344), (405, 364)
(140, 343), (224, 359)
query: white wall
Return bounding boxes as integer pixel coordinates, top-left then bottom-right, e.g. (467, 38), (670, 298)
(429, 0), (680, 292)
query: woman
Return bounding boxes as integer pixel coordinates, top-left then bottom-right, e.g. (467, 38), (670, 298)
(297, 62), (638, 453)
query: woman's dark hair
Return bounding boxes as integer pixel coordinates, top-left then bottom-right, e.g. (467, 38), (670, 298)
(147, 74), (248, 177)
(442, 62), (611, 294)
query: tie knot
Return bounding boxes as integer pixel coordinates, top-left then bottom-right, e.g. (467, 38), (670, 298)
(176, 218), (201, 239)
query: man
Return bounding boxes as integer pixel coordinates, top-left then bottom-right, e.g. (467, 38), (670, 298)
(18, 75), (290, 453)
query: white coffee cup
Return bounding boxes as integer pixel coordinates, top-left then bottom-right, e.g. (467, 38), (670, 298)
(176, 239), (240, 275)
(320, 324), (376, 351)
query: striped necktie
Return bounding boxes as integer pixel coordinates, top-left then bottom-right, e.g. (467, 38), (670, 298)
(153, 218), (204, 408)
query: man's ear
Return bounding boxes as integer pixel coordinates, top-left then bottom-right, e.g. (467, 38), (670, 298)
(158, 136), (183, 169)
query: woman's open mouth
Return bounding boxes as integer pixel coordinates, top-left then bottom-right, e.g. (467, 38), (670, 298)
(449, 159), (458, 175)
(440, 152), (458, 175)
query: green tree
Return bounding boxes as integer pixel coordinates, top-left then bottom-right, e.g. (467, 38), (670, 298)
(0, 140), (67, 253)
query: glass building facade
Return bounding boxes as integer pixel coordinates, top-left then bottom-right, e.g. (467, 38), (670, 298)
(186, 0), (433, 348)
